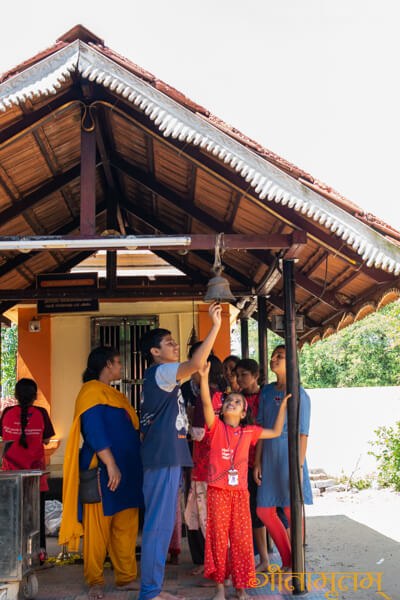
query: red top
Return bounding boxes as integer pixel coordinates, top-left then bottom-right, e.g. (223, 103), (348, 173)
(244, 390), (261, 468)
(192, 391), (223, 482)
(0, 405), (55, 491)
(206, 418), (262, 490)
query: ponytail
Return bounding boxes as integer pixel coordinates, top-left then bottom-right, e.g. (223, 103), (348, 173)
(14, 378), (38, 448)
(83, 346), (119, 382)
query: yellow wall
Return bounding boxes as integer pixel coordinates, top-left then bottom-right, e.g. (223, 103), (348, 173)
(16, 300), (232, 473)
(49, 301), (211, 469)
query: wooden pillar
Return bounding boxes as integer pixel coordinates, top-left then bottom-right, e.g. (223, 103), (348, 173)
(240, 317), (249, 358)
(106, 251), (117, 291)
(80, 124), (97, 237)
(106, 190), (118, 290)
(257, 295), (268, 385)
(283, 259), (306, 593)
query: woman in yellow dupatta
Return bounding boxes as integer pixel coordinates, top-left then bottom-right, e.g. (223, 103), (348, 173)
(59, 347), (142, 600)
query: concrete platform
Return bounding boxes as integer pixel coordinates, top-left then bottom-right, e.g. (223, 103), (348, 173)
(28, 538), (329, 600)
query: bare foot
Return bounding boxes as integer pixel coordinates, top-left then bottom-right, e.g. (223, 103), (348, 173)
(235, 589), (248, 600)
(255, 560), (270, 572)
(212, 584), (226, 600)
(88, 585), (104, 600)
(159, 592), (185, 600)
(190, 565), (204, 576)
(116, 580), (140, 590)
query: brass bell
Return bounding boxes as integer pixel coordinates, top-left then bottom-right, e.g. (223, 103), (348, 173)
(204, 268), (236, 303)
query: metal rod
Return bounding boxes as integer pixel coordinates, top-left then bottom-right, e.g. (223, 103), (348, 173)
(240, 317), (249, 358)
(257, 295), (268, 385)
(0, 233), (302, 252)
(283, 259), (306, 594)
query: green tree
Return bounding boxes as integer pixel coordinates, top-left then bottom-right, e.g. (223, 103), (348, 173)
(299, 300), (400, 388)
(231, 300), (400, 388)
(1, 324), (18, 397)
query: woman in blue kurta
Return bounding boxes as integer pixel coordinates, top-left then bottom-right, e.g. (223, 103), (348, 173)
(59, 346), (142, 600)
(254, 345), (312, 570)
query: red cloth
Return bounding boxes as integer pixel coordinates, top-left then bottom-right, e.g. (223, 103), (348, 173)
(243, 390), (261, 468)
(256, 506), (292, 568)
(191, 391), (223, 482)
(205, 486), (255, 588)
(0, 405), (55, 491)
(206, 418), (262, 490)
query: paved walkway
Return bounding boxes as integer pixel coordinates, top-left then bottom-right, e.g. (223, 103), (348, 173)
(29, 539), (328, 600)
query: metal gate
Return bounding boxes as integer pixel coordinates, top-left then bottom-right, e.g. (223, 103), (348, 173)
(91, 316), (158, 411)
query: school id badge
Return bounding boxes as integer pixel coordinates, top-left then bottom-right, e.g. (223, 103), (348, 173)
(228, 468), (239, 486)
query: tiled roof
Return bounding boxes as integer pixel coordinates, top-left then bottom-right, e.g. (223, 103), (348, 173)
(1, 25), (398, 247)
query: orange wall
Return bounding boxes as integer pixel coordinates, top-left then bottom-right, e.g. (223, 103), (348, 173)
(198, 303), (230, 361)
(17, 308), (52, 413)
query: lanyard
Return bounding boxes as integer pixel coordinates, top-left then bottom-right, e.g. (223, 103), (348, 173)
(223, 423), (243, 470)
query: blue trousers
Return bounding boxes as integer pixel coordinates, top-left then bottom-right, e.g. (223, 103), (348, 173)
(138, 466), (181, 600)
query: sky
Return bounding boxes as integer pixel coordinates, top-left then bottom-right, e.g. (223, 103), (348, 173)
(1, 0), (399, 229)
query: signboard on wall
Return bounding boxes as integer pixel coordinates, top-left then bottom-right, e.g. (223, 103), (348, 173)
(36, 273), (99, 314)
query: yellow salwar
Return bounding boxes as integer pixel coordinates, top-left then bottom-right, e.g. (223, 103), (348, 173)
(59, 379), (141, 588)
(83, 504), (139, 586)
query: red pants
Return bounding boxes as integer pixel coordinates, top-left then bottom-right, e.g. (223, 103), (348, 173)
(256, 506), (291, 568)
(205, 486), (255, 589)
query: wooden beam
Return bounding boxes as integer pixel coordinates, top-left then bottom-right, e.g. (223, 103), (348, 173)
(122, 203), (253, 287)
(0, 201), (107, 280)
(0, 164), (81, 228)
(0, 284), (250, 300)
(97, 90), (391, 285)
(0, 89), (81, 146)
(80, 124), (97, 236)
(295, 271), (342, 310)
(112, 153), (306, 250)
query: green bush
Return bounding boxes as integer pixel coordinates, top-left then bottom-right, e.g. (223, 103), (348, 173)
(369, 422), (400, 491)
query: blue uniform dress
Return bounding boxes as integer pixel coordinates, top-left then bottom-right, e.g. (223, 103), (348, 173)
(256, 384), (313, 507)
(139, 362), (192, 600)
(79, 405), (143, 518)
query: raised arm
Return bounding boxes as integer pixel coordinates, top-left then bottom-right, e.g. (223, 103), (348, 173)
(176, 303), (221, 381)
(199, 362), (215, 429)
(259, 393), (290, 439)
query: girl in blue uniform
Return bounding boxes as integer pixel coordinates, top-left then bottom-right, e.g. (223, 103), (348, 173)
(253, 345), (312, 570)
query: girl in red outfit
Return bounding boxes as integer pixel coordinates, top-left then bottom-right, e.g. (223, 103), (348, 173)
(199, 363), (289, 600)
(0, 378), (55, 553)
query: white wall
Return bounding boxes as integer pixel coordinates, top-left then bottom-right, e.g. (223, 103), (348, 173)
(306, 386), (400, 477)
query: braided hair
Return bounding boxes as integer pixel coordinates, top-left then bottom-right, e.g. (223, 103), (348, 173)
(14, 378), (38, 449)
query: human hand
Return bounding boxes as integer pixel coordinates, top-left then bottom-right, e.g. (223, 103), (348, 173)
(253, 463), (262, 486)
(209, 302), (222, 328)
(106, 461), (121, 492)
(281, 393), (291, 406)
(198, 361), (211, 379)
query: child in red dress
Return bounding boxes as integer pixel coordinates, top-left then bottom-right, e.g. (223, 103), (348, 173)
(0, 378), (55, 554)
(199, 363), (290, 600)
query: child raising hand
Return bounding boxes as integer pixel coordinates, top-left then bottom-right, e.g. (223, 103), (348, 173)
(199, 362), (290, 600)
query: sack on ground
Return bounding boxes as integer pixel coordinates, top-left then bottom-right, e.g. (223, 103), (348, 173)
(79, 467), (101, 504)
(45, 499), (63, 536)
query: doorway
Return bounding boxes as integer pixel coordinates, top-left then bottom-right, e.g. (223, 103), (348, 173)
(91, 316), (158, 411)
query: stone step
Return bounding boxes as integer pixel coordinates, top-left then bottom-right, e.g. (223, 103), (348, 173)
(313, 478), (337, 489)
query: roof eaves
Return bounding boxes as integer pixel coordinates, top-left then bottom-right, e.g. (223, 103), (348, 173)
(0, 41), (80, 112)
(0, 37), (399, 275)
(0, 40), (69, 84)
